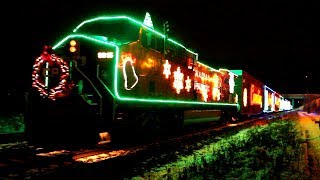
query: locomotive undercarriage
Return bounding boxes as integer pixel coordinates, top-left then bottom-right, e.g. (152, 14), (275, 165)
(25, 88), (239, 145)
(110, 108), (185, 143)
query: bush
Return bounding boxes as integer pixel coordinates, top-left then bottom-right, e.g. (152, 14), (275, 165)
(130, 119), (308, 179)
(0, 113), (25, 133)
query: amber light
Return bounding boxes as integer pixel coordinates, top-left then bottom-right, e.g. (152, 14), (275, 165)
(70, 40), (77, 46)
(69, 47), (76, 52)
(69, 40), (77, 52)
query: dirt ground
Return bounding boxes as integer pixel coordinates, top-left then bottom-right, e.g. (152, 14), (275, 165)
(297, 111), (320, 178)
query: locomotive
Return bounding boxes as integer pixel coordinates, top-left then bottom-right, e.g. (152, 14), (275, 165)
(26, 13), (290, 144)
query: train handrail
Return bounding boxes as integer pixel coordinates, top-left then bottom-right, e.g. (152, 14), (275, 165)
(96, 64), (115, 99)
(72, 60), (103, 117)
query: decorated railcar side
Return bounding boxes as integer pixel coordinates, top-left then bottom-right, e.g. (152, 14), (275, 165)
(231, 70), (292, 117)
(263, 85), (276, 112)
(263, 85), (292, 112)
(27, 13), (240, 144)
(231, 70), (264, 117)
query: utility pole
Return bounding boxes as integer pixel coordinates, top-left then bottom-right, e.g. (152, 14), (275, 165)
(305, 73), (310, 113)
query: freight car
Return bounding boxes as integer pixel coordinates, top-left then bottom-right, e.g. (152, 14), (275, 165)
(26, 13), (241, 144)
(230, 70), (292, 118)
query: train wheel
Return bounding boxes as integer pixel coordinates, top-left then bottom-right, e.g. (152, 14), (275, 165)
(131, 110), (161, 140)
(219, 111), (238, 124)
(160, 110), (184, 135)
(174, 111), (184, 130)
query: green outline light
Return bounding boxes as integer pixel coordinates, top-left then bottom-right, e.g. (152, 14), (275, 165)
(53, 24), (238, 109)
(197, 61), (220, 72)
(52, 34), (117, 98)
(72, 15), (197, 56)
(117, 97), (239, 107)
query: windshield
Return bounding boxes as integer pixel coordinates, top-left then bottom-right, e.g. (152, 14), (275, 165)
(76, 19), (140, 45)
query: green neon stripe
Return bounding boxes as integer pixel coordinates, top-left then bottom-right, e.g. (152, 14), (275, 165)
(219, 68), (231, 73)
(73, 16), (164, 38)
(119, 97), (239, 106)
(197, 61), (220, 72)
(52, 34), (239, 109)
(113, 51), (238, 107)
(73, 16), (126, 32)
(167, 38), (198, 55)
(71, 15), (198, 56)
(52, 34), (117, 99)
(111, 41), (238, 108)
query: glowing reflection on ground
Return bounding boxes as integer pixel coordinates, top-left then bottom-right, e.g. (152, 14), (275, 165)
(74, 150), (128, 163)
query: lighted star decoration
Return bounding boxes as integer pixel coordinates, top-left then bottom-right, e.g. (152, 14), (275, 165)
(185, 76), (191, 92)
(201, 84), (208, 102)
(173, 67), (184, 94)
(143, 12), (154, 29)
(163, 60), (171, 79)
(121, 53), (139, 90)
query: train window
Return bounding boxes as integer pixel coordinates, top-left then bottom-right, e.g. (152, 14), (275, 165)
(141, 30), (164, 52)
(166, 42), (188, 66)
(141, 31), (150, 47)
(146, 32), (152, 46)
(141, 29), (192, 68)
(156, 37), (164, 52)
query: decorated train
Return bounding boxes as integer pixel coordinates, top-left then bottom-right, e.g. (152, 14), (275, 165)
(231, 70), (292, 118)
(26, 13), (291, 144)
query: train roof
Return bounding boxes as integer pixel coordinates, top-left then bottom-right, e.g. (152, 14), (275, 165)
(70, 12), (198, 57)
(230, 70), (243, 76)
(231, 70), (285, 97)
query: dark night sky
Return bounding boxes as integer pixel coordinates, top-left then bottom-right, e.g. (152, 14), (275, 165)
(3, 0), (320, 106)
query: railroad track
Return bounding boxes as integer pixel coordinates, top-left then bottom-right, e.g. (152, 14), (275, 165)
(0, 112), (283, 178)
